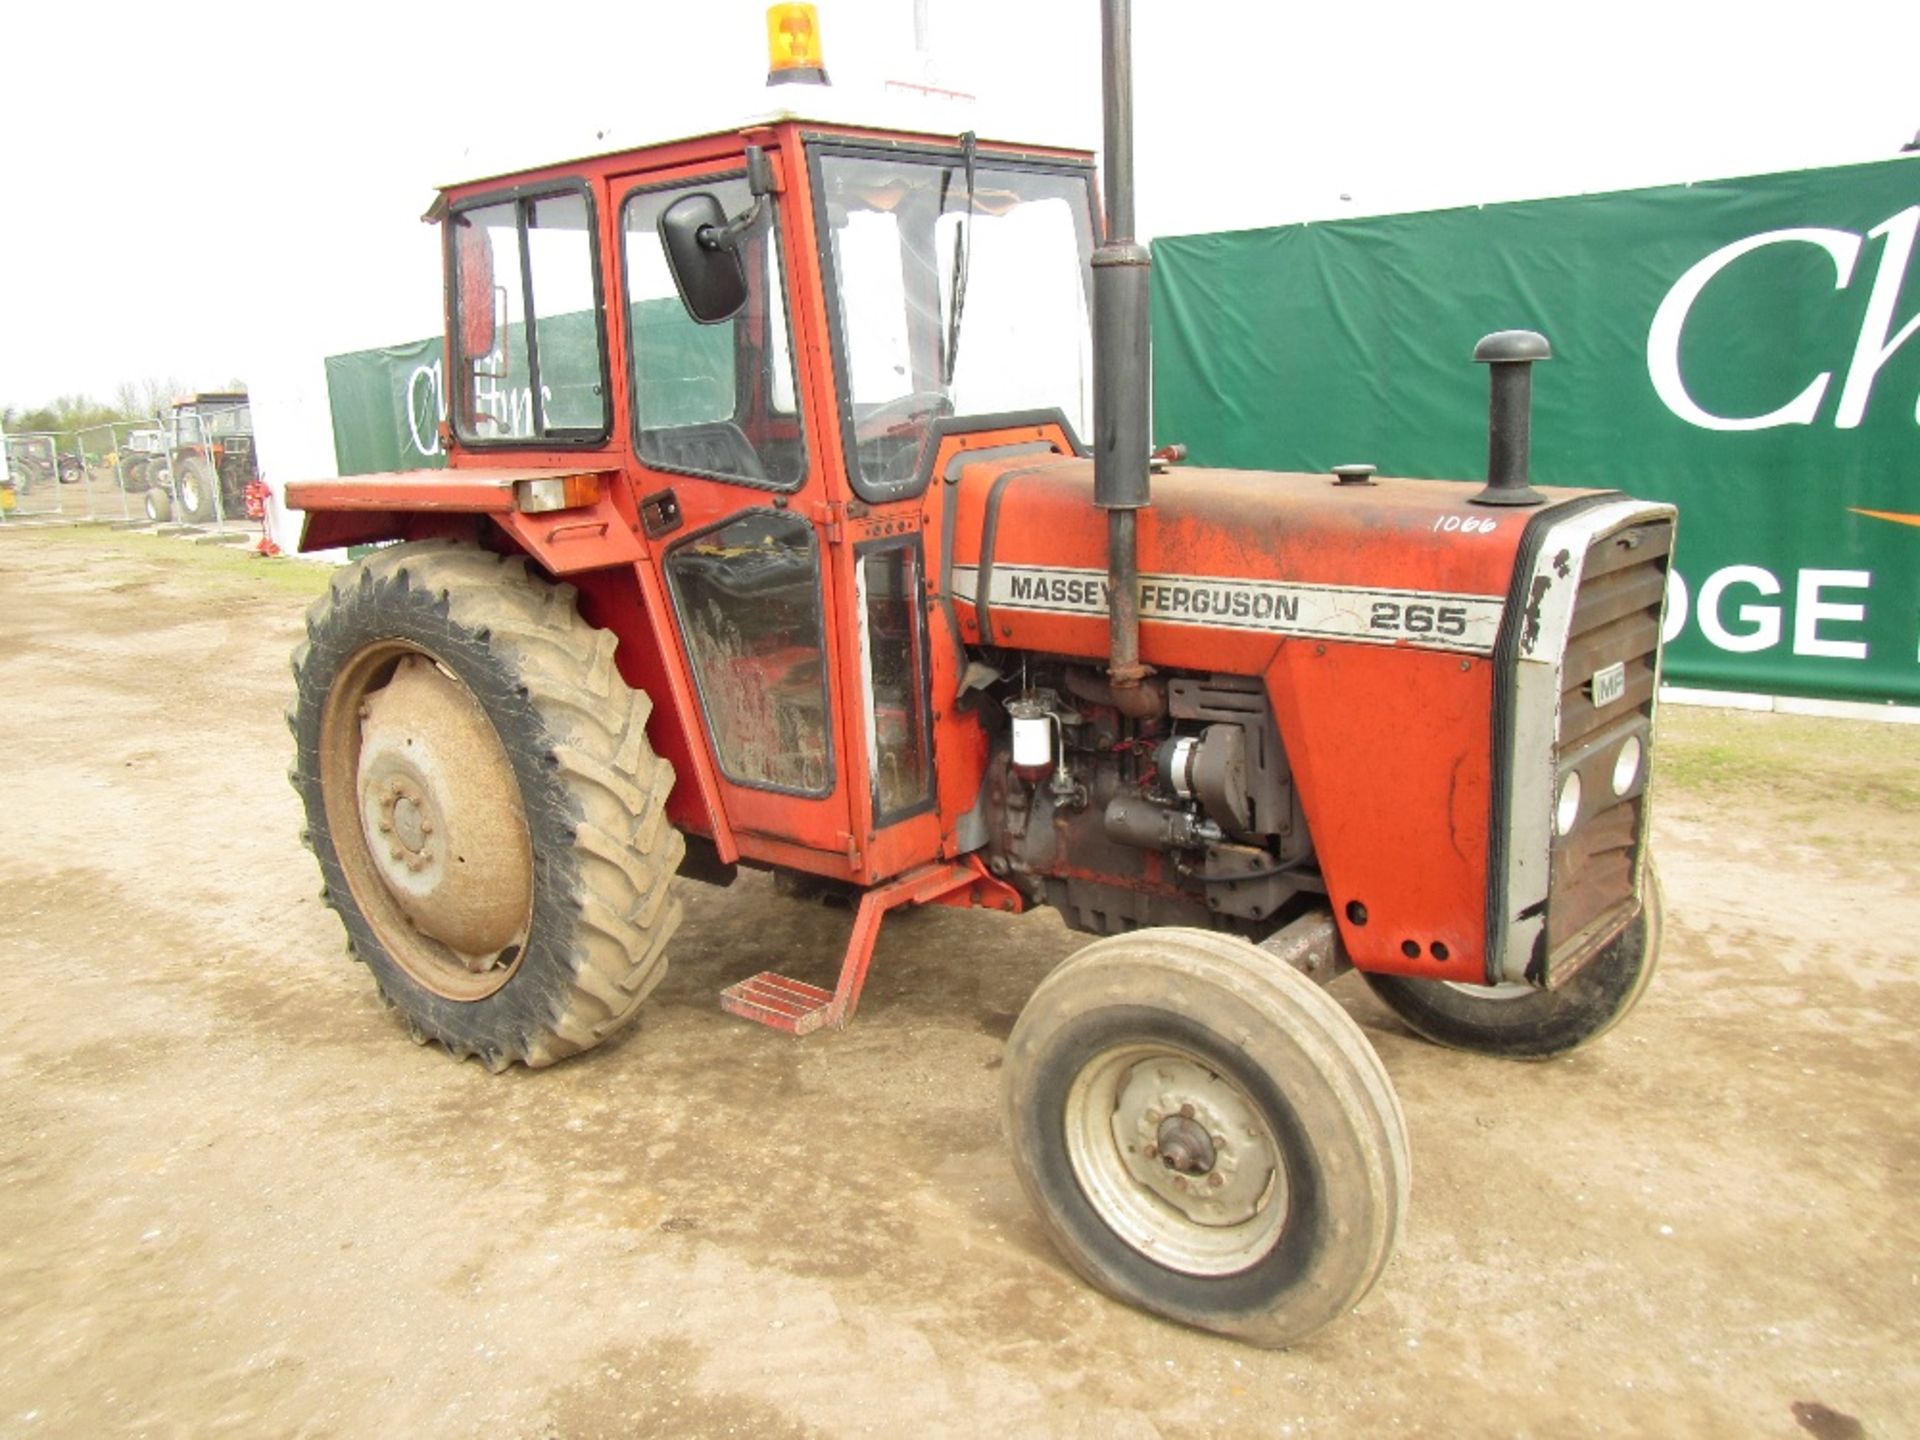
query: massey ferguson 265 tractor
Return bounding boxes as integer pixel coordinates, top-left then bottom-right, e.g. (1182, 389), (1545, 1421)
(286, 3), (1673, 1346)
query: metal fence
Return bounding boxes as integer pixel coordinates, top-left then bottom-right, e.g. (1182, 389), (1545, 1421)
(4, 402), (268, 543)
(2, 433), (80, 522)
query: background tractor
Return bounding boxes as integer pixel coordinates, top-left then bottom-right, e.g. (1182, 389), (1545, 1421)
(286, 1), (1672, 1346)
(146, 392), (259, 523)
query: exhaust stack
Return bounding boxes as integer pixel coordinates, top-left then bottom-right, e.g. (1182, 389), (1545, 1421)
(1093, 0), (1152, 694)
(1471, 330), (1551, 507)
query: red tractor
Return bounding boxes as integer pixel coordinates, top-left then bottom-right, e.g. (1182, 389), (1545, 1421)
(287, 2), (1671, 1346)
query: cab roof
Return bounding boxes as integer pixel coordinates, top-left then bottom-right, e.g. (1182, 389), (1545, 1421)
(434, 88), (1092, 195)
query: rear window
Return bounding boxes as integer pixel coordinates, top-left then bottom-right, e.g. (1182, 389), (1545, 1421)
(450, 187), (609, 445)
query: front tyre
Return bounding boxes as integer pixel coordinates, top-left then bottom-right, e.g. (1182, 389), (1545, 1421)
(1363, 866), (1663, 1060)
(289, 540), (683, 1069)
(1003, 927), (1409, 1348)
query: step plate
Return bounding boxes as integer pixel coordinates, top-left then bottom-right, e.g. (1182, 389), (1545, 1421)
(719, 971), (834, 1035)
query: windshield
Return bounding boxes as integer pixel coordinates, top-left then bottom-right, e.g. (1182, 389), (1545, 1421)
(816, 149), (1095, 499)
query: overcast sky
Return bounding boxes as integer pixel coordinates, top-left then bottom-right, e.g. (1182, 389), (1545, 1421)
(2, 0), (1915, 416)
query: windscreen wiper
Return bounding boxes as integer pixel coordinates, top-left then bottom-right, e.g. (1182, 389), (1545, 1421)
(943, 132), (977, 386)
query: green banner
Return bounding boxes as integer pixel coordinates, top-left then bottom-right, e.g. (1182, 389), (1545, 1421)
(324, 304), (730, 477)
(1151, 157), (1920, 704)
(324, 337), (448, 476)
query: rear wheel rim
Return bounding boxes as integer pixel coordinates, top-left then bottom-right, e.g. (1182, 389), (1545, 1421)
(1063, 1041), (1288, 1277)
(319, 641), (534, 1001)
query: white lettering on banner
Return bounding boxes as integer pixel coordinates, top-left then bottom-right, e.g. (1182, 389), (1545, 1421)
(1648, 206), (1920, 431)
(950, 563), (1504, 655)
(1697, 566), (1783, 651)
(1794, 569), (1871, 659)
(1837, 209), (1920, 429)
(1648, 228), (1860, 431)
(407, 360), (446, 459)
(1667, 566), (1876, 660)
(472, 377), (550, 439)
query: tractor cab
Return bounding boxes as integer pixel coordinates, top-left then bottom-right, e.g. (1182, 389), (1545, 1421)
(304, 111), (1101, 904)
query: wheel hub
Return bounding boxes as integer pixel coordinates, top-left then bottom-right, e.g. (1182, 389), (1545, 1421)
(1155, 1113), (1216, 1175)
(354, 654), (532, 974)
(371, 777), (436, 873)
(391, 792), (429, 854)
(1065, 1044), (1289, 1277)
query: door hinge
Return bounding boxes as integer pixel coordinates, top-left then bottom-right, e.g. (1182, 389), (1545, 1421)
(812, 500), (844, 544)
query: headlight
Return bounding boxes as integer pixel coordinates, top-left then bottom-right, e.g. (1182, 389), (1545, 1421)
(1555, 771), (1583, 836)
(1612, 736), (1643, 796)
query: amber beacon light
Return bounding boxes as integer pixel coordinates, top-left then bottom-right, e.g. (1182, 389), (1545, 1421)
(766, 4), (829, 85)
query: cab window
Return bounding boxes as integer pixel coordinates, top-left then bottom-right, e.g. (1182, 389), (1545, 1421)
(666, 510), (832, 794)
(450, 188), (608, 444)
(624, 176), (806, 489)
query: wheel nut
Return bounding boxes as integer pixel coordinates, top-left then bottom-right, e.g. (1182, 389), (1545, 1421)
(1179, 1104), (1195, 1119)
(1208, 1172), (1224, 1189)
(1145, 1109), (1161, 1125)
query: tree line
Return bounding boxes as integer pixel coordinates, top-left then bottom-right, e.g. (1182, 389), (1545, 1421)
(3, 377), (248, 437)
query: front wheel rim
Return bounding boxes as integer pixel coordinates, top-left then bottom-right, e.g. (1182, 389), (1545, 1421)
(1063, 1042), (1288, 1277)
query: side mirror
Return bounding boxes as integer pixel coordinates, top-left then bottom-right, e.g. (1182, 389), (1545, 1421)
(456, 222), (496, 358)
(659, 194), (749, 325)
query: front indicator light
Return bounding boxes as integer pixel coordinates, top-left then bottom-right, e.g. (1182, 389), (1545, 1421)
(1612, 735), (1643, 796)
(1555, 771), (1583, 837)
(515, 474), (602, 513)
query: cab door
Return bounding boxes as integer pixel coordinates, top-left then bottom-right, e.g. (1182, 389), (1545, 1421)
(613, 150), (856, 874)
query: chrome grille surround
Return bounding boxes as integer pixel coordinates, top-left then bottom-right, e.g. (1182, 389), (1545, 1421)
(1492, 498), (1677, 985)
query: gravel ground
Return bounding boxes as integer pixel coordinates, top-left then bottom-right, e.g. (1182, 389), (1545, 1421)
(1, 527), (1914, 1438)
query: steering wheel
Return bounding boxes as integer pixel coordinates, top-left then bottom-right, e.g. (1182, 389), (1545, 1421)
(854, 390), (954, 443)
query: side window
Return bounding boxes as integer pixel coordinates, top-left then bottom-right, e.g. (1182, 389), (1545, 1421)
(450, 188), (608, 443)
(526, 193), (604, 432)
(857, 542), (934, 820)
(624, 176), (806, 488)
(666, 510), (831, 794)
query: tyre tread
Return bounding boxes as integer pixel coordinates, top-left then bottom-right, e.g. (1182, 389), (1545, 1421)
(292, 539), (681, 1069)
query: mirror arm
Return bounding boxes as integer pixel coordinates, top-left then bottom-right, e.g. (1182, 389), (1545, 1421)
(698, 145), (777, 253)
(698, 196), (768, 253)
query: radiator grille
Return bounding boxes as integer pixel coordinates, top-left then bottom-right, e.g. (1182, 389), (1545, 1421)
(1547, 515), (1672, 962)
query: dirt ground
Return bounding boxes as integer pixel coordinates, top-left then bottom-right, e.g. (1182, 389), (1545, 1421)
(1, 527), (1915, 1439)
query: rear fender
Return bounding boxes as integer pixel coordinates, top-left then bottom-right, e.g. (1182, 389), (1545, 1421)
(289, 467), (733, 858)
(290, 468), (642, 574)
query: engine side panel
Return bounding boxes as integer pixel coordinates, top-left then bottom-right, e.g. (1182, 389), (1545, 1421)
(943, 456), (1613, 980)
(1265, 642), (1494, 979)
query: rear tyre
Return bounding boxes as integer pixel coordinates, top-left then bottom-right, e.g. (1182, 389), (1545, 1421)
(1362, 866), (1662, 1060)
(175, 457), (217, 522)
(1003, 927), (1409, 1347)
(289, 539), (684, 1069)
